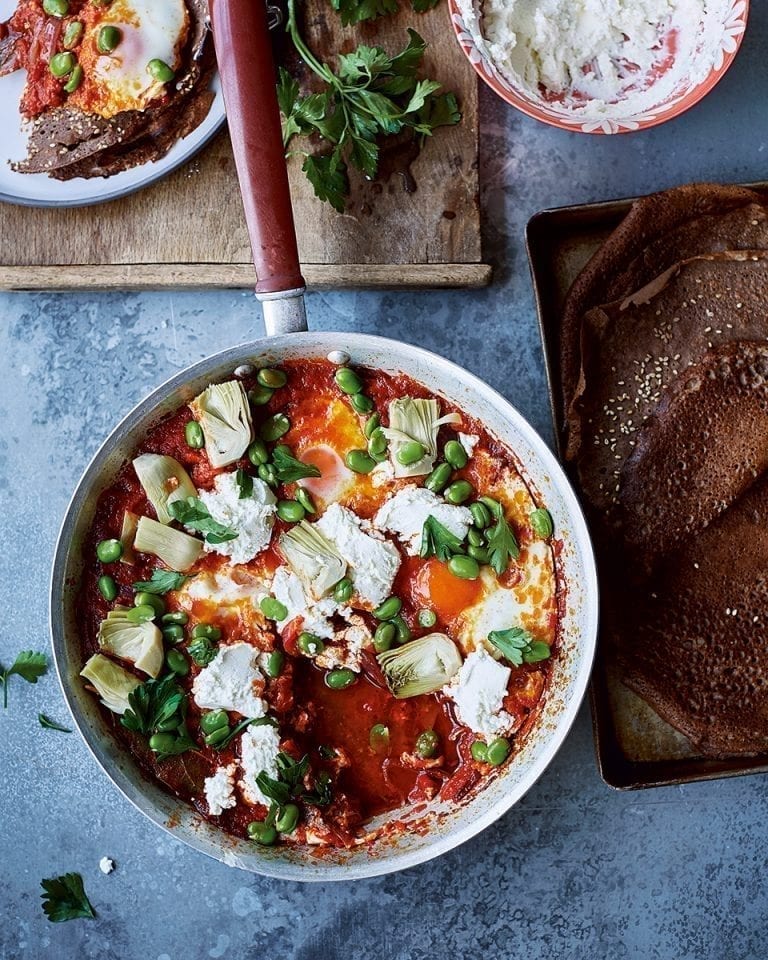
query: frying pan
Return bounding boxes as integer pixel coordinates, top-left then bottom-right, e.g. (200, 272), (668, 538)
(49, 0), (598, 880)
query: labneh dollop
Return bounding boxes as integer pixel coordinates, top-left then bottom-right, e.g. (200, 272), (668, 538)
(461, 0), (732, 120)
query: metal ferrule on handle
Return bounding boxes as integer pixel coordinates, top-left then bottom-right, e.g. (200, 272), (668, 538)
(209, 0), (308, 335)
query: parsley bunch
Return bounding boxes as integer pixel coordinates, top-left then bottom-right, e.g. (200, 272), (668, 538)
(331, 0), (439, 28)
(121, 675), (195, 760)
(279, 0), (460, 212)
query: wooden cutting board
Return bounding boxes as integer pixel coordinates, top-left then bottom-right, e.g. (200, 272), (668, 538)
(0, 2), (487, 291)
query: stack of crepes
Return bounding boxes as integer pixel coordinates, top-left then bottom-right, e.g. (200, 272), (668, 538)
(561, 183), (768, 758)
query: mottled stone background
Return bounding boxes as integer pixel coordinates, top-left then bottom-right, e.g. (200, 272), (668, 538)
(2, 7), (768, 958)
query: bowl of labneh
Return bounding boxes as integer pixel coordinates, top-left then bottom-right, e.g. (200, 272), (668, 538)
(449, 0), (748, 133)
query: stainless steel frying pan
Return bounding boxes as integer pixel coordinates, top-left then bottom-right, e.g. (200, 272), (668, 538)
(49, 0), (598, 880)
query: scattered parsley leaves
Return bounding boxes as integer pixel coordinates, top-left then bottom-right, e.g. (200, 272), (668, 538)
(256, 751), (333, 808)
(187, 636), (218, 667)
(331, 0), (437, 27)
(40, 873), (95, 923)
(120, 675), (195, 759)
(131, 569), (194, 595)
(235, 468), (254, 500)
(279, 1), (460, 212)
(420, 515), (463, 561)
(168, 497), (238, 545)
(271, 445), (322, 484)
(488, 628), (551, 667)
(38, 713), (72, 733)
(486, 510), (520, 575)
(1, 650), (47, 709)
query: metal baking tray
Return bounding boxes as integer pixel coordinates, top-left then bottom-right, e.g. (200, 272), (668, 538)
(526, 191), (768, 790)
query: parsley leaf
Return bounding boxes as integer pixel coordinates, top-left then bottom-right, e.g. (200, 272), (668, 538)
(280, 2), (460, 211)
(235, 468), (253, 500)
(271, 445), (322, 484)
(420, 515), (463, 561)
(212, 717), (269, 752)
(40, 873), (95, 923)
(330, 0), (438, 26)
(187, 636), (218, 667)
(488, 628), (551, 667)
(38, 713), (72, 733)
(131, 569), (194, 595)
(168, 497), (238, 545)
(1, 650), (47, 709)
(120, 675), (195, 759)
(486, 511), (520, 575)
(255, 752), (333, 808)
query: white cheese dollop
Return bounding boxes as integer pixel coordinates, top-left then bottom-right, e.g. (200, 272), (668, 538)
(370, 460), (396, 488)
(271, 566), (344, 640)
(192, 642), (266, 717)
(315, 616), (372, 672)
(197, 472), (277, 565)
(204, 762), (238, 816)
(316, 503), (400, 607)
(374, 484), (473, 557)
(444, 648), (513, 739)
(462, 0), (728, 121)
(239, 722), (282, 807)
(458, 433), (479, 456)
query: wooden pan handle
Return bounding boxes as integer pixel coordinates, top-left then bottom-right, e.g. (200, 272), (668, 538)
(209, 0), (305, 297)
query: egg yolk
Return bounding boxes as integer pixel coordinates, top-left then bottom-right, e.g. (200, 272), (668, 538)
(410, 557), (483, 625)
(299, 445), (352, 502)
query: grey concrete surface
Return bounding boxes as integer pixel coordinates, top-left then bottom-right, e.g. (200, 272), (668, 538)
(2, 5), (768, 958)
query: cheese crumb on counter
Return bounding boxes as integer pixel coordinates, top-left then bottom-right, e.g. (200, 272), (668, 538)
(204, 763), (238, 816)
(444, 648), (513, 738)
(98, 857), (115, 875)
(316, 503), (400, 607)
(239, 723), (282, 806)
(192, 642), (266, 717)
(375, 485), (473, 556)
(198, 472), (277, 565)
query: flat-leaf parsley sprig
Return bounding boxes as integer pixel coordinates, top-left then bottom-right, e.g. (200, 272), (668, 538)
(279, 0), (460, 211)
(331, 0), (440, 29)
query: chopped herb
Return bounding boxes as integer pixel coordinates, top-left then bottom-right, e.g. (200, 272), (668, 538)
(38, 713), (72, 733)
(235, 468), (254, 499)
(331, 0), (438, 23)
(120, 675), (195, 758)
(270, 445), (321, 484)
(168, 497), (238, 545)
(187, 636), (218, 667)
(279, 1), (460, 212)
(488, 627), (551, 667)
(420, 515), (463, 561)
(318, 745), (337, 760)
(486, 509), (520, 575)
(255, 751), (333, 808)
(0, 650), (47, 709)
(131, 569), (194, 595)
(40, 872), (95, 923)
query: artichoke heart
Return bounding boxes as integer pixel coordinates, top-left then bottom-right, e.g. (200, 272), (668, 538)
(279, 521), (347, 600)
(98, 611), (163, 678)
(119, 510), (139, 564)
(190, 380), (253, 468)
(377, 633), (463, 698)
(133, 454), (197, 525)
(81, 653), (141, 715)
(134, 516), (203, 571)
(382, 398), (461, 477)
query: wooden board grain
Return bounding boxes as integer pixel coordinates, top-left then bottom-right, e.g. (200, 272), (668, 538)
(0, 2), (485, 290)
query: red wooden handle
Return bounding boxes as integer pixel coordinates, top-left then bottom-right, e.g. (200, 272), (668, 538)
(209, 0), (305, 295)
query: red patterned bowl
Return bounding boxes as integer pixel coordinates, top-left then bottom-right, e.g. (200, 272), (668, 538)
(449, 0), (749, 134)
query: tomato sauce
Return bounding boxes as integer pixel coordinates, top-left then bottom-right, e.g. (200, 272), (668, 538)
(77, 358), (560, 848)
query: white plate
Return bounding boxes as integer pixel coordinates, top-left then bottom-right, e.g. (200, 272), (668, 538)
(0, 0), (226, 208)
